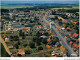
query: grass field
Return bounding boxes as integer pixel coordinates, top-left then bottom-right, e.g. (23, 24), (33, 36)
(1, 5), (79, 9)
(1, 43), (10, 57)
(1, 5), (34, 9)
(51, 5), (79, 9)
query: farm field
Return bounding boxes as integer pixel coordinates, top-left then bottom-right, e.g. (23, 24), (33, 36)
(1, 5), (34, 9)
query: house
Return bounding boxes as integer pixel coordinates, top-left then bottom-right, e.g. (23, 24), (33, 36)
(76, 38), (79, 42)
(40, 35), (47, 38)
(13, 28), (20, 31)
(13, 25), (22, 31)
(3, 35), (7, 38)
(73, 43), (79, 49)
(69, 34), (72, 37)
(22, 27), (30, 32)
(61, 27), (65, 30)
(76, 45), (79, 49)
(5, 37), (9, 42)
(46, 28), (50, 31)
(8, 45), (13, 48)
(59, 29), (62, 31)
(48, 32), (51, 34)
(45, 14), (48, 17)
(34, 25), (42, 30)
(60, 45), (68, 54)
(52, 54), (56, 57)
(47, 38), (51, 42)
(66, 27), (70, 30)
(5, 30), (13, 33)
(39, 31), (44, 34)
(34, 25), (42, 28)
(52, 31), (56, 35)
(72, 33), (79, 38)
(46, 44), (51, 49)
(51, 51), (63, 57)
(18, 49), (25, 55)
(49, 15), (55, 18)
(63, 24), (66, 27)
(55, 42), (60, 47)
(73, 22), (78, 24)
(69, 41), (73, 45)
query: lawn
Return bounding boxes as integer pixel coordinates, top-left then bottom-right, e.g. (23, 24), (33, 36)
(1, 43), (10, 57)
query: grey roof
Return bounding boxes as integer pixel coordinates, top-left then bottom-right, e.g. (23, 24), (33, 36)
(13, 25), (22, 28)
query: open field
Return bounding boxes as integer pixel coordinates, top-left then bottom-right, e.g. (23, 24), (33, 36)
(51, 5), (79, 9)
(1, 5), (34, 9)
(1, 5), (79, 9)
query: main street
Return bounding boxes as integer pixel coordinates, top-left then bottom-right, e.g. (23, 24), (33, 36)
(41, 16), (77, 57)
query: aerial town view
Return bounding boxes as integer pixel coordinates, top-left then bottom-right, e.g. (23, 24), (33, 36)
(0, 0), (79, 57)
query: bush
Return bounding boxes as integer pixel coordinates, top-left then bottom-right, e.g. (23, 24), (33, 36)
(25, 50), (31, 54)
(38, 46), (43, 50)
(17, 54), (22, 57)
(42, 39), (47, 44)
(29, 42), (35, 48)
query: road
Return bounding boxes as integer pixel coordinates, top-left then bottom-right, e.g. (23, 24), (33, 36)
(41, 16), (77, 57)
(0, 36), (13, 57)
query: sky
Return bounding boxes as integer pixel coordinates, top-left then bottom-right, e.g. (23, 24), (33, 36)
(2, 0), (79, 1)
(1, 0), (79, 5)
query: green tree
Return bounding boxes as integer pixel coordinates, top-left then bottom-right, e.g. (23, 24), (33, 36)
(38, 46), (43, 50)
(29, 42), (35, 48)
(25, 49), (31, 54)
(42, 39), (47, 44)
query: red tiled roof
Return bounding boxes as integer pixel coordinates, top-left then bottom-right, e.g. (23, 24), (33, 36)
(35, 25), (42, 28)
(73, 44), (79, 48)
(69, 41), (73, 45)
(39, 31), (44, 33)
(46, 45), (51, 49)
(6, 30), (13, 32)
(66, 27), (70, 29)
(73, 33), (79, 37)
(18, 49), (25, 53)
(47, 38), (51, 42)
(23, 27), (30, 31)
(48, 32), (51, 34)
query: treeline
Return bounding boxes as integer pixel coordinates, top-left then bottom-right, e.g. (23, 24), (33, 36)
(15, 5), (72, 11)
(1, 9), (9, 13)
(65, 9), (79, 13)
(1, 9), (9, 15)
(58, 9), (79, 13)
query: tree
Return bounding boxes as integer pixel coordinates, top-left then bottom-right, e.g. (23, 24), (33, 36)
(36, 32), (42, 37)
(14, 42), (19, 49)
(55, 16), (58, 19)
(23, 44), (27, 47)
(36, 41), (41, 46)
(52, 11), (56, 15)
(51, 41), (56, 45)
(17, 54), (22, 57)
(25, 49), (31, 54)
(42, 39), (47, 44)
(38, 46), (43, 50)
(10, 36), (14, 39)
(13, 36), (19, 41)
(29, 42), (35, 48)
(43, 32), (49, 36)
